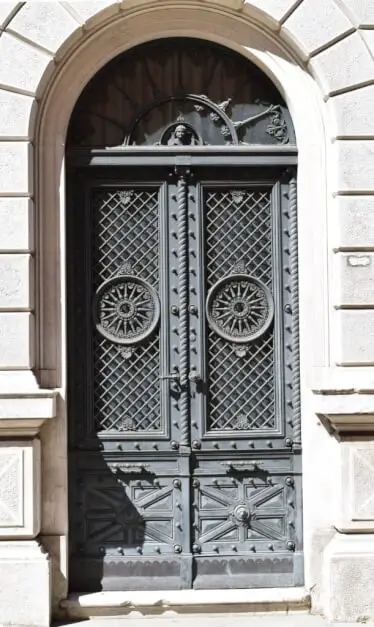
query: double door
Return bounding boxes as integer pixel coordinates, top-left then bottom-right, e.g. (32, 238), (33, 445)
(67, 165), (302, 591)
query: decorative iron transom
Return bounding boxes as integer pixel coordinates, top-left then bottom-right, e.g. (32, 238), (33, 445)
(67, 38), (296, 148)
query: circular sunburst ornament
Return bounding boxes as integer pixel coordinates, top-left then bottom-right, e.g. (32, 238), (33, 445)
(94, 275), (160, 345)
(206, 274), (274, 343)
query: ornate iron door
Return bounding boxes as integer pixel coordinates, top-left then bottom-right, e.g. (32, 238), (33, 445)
(68, 166), (302, 591)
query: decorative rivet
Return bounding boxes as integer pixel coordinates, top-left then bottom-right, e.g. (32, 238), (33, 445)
(152, 444), (158, 450)
(176, 501), (182, 509)
(230, 441), (237, 449)
(213, 442), (219, 449)
(267, 441), (273, 448)
(136, 546), (142, 554)
(172, 248), (178, 256)
(189, 231), (195, 238)
(192, 421), (198, 428)
(117, 547), (124, 555)
(176, 522), (182, 530)
(116, 443), (123, 451)
(192, 479), (200, 488)
(174, 544), (182, 554)
(192, 440), (201, 450)
(268, 544), (274, 551)
(288, 500), (294, 507)
(250, 544), (256, 552)
(171, 440), (179, 450)
(192, 544), (201, 554)
(173, 479), (182, 489)
(231, 545), (237, 552)
(155, 546), (161, 553)
(284, 304), (292, 314)
(287, 541), (295, 551)
(286, 477), (294, 487)
(285, 438), (293, 447)
(134, 443), (140, 450)
(189, 305), (197, 315)
(172, 420), (179, 427)
(171, 213), (177, 219)
(171, 305), (179, 315)
(248, 442), (254, 448)
(189, 249), (196, 256)
(171, 231), (177, 238)
(213, 545), (219, 552)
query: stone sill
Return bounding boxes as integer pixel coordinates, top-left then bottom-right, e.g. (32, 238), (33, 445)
(311, 368), (374, 435)
(0, 391), (57, 436)
(61, 588), (310, 618)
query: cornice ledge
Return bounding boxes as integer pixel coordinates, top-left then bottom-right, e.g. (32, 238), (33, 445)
(311, 368), (374, 436)
(0, 390), (57, 437)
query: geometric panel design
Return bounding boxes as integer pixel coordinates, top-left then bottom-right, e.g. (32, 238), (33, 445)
(351, 448), (374, 520)
(0, 451), (23, 527)
(74, 472), (182, 557)
(91, 187), (161, 434)
(193, 474), (292, 554)
(205, 188), (275, 432)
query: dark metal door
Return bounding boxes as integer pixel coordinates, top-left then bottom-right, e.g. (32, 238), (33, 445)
(68, 165), (302, 591)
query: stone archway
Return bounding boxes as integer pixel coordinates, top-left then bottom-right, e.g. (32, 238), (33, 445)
(0, 1), (373, 624)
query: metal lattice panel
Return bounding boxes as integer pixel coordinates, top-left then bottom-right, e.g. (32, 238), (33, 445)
(93, 335), (161, 433)
(92, 189), (159, 286)
(91, 188), (161, 434)
(205, 188), (275, 433)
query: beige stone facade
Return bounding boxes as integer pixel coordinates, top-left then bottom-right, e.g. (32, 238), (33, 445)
(0, 0), (374, 624)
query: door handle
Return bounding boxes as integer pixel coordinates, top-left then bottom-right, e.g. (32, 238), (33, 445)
(160, 374), (180, 382)
(189, 369), (202, 383)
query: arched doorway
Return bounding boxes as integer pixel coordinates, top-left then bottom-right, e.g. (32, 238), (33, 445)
(66, 38), (301, 592)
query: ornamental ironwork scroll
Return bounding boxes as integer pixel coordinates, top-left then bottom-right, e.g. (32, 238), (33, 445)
(67, 38), (296, 148)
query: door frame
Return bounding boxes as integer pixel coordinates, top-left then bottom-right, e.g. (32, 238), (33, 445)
(66, 146), (301, 591)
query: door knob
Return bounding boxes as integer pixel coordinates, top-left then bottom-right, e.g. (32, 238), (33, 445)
(189, 370), (201, 383)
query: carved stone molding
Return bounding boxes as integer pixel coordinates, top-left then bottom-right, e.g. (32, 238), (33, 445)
(0, 391), (57, 437)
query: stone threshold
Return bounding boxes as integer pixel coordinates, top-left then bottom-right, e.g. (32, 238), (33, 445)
(60, 588), (310, 618)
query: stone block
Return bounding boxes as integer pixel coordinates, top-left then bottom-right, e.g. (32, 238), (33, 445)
(328, 84), (374, 137)
(335, 140), (374, 192)
(62, 0), (119, 23)
(333, 310), (374, 365)
(0, 89), (34, 139)
(0, 440), (40, 538)
(333, 252), (374, 306)
(0, 3), (21, 28)
(0, 540), (51, 627)
(282, 0), (353, 57)
(0, 312), (34, 369)
(0, 142), (32, 194)
(8, 1), (80, 54)
(323, 534), (374, 622)
(339, 442), (374, 532)
(0, 31), (53, 94)
(342, 0), (374, 25)
(0, 198), (34, 252)
(243, 0), (299, 22)
(309, 33), (374, 96)
(0, 254), (33, 309)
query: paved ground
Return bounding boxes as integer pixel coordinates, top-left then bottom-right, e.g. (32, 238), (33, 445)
(54, 615), (374, 627)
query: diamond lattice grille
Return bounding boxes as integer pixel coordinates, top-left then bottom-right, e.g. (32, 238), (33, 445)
(205, 188), (275, 432)
(92, 188), (161, 433)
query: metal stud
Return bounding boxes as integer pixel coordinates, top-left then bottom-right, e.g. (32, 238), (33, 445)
(174, 544), (182, 554)
(136, 546), (142, 554)
(192, 544), (201, 554)
(117, 547), (124, 555)
(171, 440), (179, 450)
(116, 443), (122, 451)
(173, 479), (181, 489)
(287, 541), (295, 551)
(155, 546), (161, 553)
(268, 544), (274, 551)
(213, 442), (219, 449)
(250, 544), (256, 552)
(176, 522), (182, 530)
(230, 441), (237, 449)
(231, 545), (237, 552)
(171, 305), (179, 315)
(213, 545), (219, 552)
(286, 477), (294, 487)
